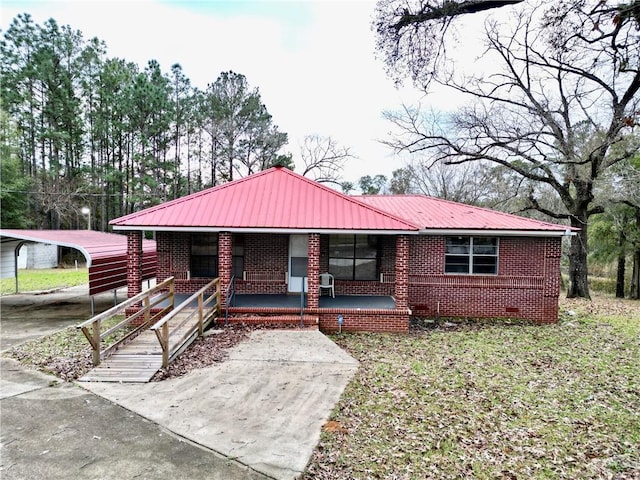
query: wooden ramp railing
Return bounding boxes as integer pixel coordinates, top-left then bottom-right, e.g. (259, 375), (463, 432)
(150, 278), (221, 368)
(77, 277), (176, 367)
(77, 277), (221, 382)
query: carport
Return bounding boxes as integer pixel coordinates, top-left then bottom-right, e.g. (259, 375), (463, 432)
(0, 229), (156, 312)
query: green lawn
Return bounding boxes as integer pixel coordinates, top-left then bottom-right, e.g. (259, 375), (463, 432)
(305, 297), (640, 479)
(0, 268), (88, 295)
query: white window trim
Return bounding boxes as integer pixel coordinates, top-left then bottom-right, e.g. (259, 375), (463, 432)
(445, 236), (499, 275)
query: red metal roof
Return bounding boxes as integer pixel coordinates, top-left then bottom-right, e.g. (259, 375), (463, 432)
(110, 167), (420, 232)
(0, 230), (156, 295)
(357, 195), (571, 232)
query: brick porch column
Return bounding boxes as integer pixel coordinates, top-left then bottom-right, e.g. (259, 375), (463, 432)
(127, 231), (143, 298)
(307, 233), (320, 309)
(394, 235), (410, 310)
(219, 232), (232, 305)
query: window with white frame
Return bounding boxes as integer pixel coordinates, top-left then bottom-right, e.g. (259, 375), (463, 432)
(445, 237), (498, 274)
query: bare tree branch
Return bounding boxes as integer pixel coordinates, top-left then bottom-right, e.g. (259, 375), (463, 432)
(299, 134), (356, 186)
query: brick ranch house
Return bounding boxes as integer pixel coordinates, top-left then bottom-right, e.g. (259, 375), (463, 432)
(110, 166), (573, 333)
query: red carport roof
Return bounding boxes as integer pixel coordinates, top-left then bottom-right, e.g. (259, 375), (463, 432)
(0, 230), (156, 295)
(357, 195), (573, 234)
(110, 167), (420, 233)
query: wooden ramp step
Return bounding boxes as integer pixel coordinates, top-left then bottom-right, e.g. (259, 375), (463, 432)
(78, 354), (163, 383)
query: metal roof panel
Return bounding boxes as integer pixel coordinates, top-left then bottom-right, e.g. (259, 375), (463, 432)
(110, 167), (420, 231)
(357, 195), (571, 232)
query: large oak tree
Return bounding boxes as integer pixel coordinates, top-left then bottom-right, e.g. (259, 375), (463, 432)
(379, 0), (640, 298)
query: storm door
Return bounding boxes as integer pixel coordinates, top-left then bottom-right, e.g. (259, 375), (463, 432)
(288, 234), (308, 293)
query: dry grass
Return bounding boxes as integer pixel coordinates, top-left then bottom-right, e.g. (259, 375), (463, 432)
(304, 295), (640, 479)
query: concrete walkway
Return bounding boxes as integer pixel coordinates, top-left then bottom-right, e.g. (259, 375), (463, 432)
(82, 330), (359, 479)
(1, 285), (359, 479)
(1, 357), (268, 480)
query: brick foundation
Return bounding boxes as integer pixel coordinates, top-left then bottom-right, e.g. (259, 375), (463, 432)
(318, 309), (410, 333)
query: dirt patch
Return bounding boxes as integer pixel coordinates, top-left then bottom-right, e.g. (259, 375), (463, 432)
(151, 325), (252, 381)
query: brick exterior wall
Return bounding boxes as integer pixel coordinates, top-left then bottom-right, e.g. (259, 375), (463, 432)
(239, 234), (289, 294)
(408, 236), (562, 324)
(149, 231), (562, 327)
(126, 231), (142, 298)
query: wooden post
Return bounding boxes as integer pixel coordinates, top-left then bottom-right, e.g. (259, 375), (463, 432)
(169, 278), (175, 310)
(92, 319), (101, 366)
(198, 293), (204, 336)
(161, 322), (169, 368)
(143, 296), (150, 324)
(215, 278), (221, 316)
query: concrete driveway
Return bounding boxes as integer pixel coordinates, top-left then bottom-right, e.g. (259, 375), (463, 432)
(0, 285), (127, 352)
(1, 358), (267, 480)
(1, 286), (359, 479)
(82, 330), (359, 479)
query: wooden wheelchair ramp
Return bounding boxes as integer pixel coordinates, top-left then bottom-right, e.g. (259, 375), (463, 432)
(79, 310), (199, 383)
(77, 277), (221, 384)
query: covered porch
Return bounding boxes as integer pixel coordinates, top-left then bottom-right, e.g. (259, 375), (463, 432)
(164, 291), (403, 332)
(123, 228), (413, 332)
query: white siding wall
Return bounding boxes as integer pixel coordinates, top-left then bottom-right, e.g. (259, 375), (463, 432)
(24, 243), (58, 269)
(0, 240), (20, 279)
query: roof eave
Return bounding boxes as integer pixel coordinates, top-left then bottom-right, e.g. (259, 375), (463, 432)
(419, 228), (575, 237)
(111, 225), (420, 235)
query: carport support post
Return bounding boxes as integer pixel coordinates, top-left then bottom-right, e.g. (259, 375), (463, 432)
(394, 235), (409, 310)
(307, 233), (320, 310)
(127, 231), (143, 299)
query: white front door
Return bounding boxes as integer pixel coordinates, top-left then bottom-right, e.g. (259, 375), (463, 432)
(288, 234), (308, 293)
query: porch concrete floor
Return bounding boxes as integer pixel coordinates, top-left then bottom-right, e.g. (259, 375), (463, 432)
(169, 293), (396, 310)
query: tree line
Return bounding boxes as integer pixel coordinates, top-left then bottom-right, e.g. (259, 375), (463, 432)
(0, 13), (298, 231)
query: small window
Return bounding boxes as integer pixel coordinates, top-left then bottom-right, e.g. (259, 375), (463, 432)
(191, 234), (218, 277)
(329, 235), (379, 280)
(445, 237), (498, 275)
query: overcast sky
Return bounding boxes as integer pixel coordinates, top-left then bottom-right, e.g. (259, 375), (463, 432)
(1, 0), (489, 186)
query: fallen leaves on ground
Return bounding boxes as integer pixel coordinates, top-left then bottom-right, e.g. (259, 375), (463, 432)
(151, 325), (251, 381)
(304, 295), (640, 480)
(3, 322), (300, 382)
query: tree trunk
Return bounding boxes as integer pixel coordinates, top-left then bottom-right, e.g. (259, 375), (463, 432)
(567, 216), (590, 299)
(616, 254), (626, 298)
(631, 249), (640, 300)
